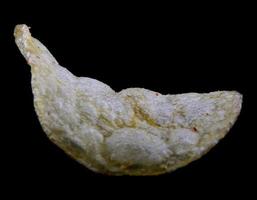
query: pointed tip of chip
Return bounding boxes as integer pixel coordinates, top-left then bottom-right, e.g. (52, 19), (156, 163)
(14, 24), (31, 39)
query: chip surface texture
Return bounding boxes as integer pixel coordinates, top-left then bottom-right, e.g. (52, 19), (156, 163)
(15, 24), (242, 175)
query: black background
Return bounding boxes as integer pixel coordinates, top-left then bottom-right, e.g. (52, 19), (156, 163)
(1, 4), (255, 195)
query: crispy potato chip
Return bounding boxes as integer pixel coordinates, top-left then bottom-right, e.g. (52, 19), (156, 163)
(15, 24), (242, 175)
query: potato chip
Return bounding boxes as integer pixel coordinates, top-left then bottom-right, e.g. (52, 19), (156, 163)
(15, 24), (242, 175)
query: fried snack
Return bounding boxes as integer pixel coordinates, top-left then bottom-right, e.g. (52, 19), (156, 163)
(15, 24), (242, 175)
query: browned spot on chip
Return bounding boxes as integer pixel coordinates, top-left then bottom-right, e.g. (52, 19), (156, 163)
(192, 127), (198, 132)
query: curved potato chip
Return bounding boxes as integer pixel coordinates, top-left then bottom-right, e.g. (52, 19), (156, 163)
(14, 24), (242, 175)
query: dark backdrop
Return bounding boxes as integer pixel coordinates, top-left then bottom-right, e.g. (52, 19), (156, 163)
(1, 5), (254, 195)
